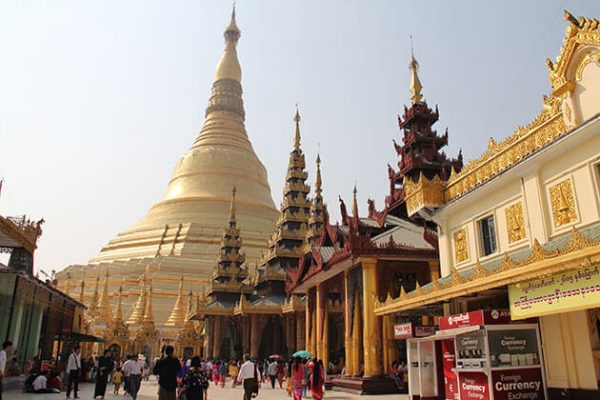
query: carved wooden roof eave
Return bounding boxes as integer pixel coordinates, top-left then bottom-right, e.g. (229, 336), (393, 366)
(0, 215), (43, 253)
(374, 226), (600, 316)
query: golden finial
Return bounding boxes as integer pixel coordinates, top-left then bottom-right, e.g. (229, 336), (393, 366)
(78, 279), (85, 303)
(409, 36), (423, 104)
(229, 186), (237, 222)
(352, 184), (359, 218)
(143, 286), (154, 323)
(294, 103), (301, 151)
(115, 282), (124, 321)
(224, 1), (241, 43)
(315, 153), (322, 195)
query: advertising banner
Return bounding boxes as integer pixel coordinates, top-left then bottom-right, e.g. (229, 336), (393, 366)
(439, 309), (512, 330)
(456, 329), (486, 359)
(509, 265), (600, 319)
(491, 368), (545, 400)
(441, 339), (459, 400)
(394, 323), (413, 339)
(458, 371), (490, 400)
(487, 329), (540, 367)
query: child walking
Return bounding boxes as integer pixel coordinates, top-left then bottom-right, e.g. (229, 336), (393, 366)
(113, 368), (124, 394)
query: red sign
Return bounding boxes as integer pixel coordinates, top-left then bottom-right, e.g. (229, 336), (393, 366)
(459, 371), (490, 400)
(441, 340), (459, 400)
(439, 309), (513, 330)
(394, 323), (413, 339)
(394, 323), (436, 339)
(491, 368), (545, 400)
(415, 326), (436, 337)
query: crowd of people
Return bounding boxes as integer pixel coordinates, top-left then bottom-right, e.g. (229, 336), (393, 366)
(6, 342), (330, 400)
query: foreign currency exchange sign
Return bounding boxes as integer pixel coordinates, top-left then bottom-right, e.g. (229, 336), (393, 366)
(509, 265), (600, 319)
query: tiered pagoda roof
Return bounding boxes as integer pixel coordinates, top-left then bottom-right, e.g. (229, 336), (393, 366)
(207, 187), (252, 299)
(383, 53), (463, 218)
(305, 154), (325, 249)
(256, 108), (311, 293)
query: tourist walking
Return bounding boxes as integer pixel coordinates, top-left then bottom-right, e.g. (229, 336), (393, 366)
(291, 357), (305, 400)
(229, 361), (239, 388)
(0, 341), (13, 400)
(219, 361), (228, 388)
(310, 360), (324, 400)
(94, 350), (114, 399)
(182, 357), (209, 400)
(237, 354), (259, 400)
(153, 346), (181, 400)
(66, 345), (82, 399)
(123, 355), (144, 400)
(122, 356), (132, 395)
(285, 359), (293, 397)
(267, 361), (278, 389)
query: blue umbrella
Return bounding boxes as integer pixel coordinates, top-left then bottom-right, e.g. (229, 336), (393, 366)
(292, 350), (312, 358)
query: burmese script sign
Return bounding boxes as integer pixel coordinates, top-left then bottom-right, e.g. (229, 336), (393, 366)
(491, 368), (545, 400)
(509, 265), (600, 319)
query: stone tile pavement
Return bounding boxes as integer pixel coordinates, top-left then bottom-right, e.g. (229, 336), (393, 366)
(3, 377), (408, 400)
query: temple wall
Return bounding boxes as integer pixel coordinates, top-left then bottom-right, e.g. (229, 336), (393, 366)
(539, 310), (597, 390)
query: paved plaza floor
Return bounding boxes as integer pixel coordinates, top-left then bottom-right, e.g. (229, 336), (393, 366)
(3, 378), (408, 400)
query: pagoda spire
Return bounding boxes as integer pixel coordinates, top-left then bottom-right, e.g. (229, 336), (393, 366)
(352, 185), (359, 219)
(143, 286), (155, 323)
(214, 4), (242, 84)
(96, 269), (114, 323)
(78, 279), (85, 303)
(210, 187), (249, 296)
(64, 272), (72, 297)
(115, 282), (124, 322)
(89, 276), (100, 317)
(409, 37), (423, 104)
(166, 275), (187, 327)
(127, 271), (148, 325)
(294, 104), (301, 151)
(306, 153), (325, 247)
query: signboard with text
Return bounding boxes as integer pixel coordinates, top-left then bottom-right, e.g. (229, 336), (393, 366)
(509, 265), (600, 319)
(439, 309), (512, 330)
(441, 339), (459, 400)
(458, 371), (490, 400)
(394, 323), (435, 339)
(491, 368), (545, 400)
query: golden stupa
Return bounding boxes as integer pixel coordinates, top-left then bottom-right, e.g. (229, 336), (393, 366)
(58, 8), (278, 326)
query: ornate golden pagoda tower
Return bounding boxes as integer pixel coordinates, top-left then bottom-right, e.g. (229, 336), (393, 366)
(256, 108), (311, 293)
(305, 154), (324, 248)
(57, 7), (278, 325)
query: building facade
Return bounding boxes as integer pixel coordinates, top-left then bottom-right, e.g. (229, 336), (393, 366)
(375, 11), (600, 399)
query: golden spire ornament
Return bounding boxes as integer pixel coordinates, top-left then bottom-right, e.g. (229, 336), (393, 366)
(115, 283), (124, 322)
(409, 36), (423, 104)
(166, 275), (187, 327)
(352, 184), (359, 219)
(294, 104), (302, 151)
(96, 268), (114, 323)
(79, 279), (85, 303)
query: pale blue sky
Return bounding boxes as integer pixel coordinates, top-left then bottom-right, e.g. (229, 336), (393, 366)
(1, 1), (598, 274)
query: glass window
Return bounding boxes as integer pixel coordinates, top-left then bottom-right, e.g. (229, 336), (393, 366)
(479, 216), (497, 256)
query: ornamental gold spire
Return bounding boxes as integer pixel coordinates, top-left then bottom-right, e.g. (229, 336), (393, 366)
(215, 4), (242, 83)
(306, 153), (325, 247)
(143, 285), (155, 323)
(78, 280), (85, 303)
(229, 186), (237, 222)
(127, 272), (147, 325)
(64, 272), (72, 297)
(352, 184), (359, 219)
(96, 269), (114, 323)
(294, 105), (301, 151)
(115, 283), (124, 322)
(89, 276), (100, 317)
(166, 276), (187, 327)
(409, 38), (423, 104)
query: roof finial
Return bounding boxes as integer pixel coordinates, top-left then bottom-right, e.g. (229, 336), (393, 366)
(294, 103), (301, 151)
(224, 1), (241, 45)
(352, 183), (359, 218)
(408, 35), (423, 104)
(315, 152), (322, 195)
(229, 186), (237, 222)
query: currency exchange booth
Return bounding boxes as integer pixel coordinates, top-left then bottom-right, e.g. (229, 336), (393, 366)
(407, 309), (547, 400)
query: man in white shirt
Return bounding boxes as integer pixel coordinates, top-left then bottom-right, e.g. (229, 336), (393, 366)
(237, 354), (258, 400)
(66, 345), (81, 399)
(122, 355), (144, 400)
(0, 341), (14, 400)
(32, 371), (55, 393)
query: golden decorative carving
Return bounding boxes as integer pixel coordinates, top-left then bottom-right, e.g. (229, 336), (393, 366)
(506, 202), (526, 243)
(575, 52), (600, 81)
(549, 179), (578, 227)
(563, 101), (572, 122)
(453, 228), (469, 264)
(403, 173), (445, 217)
